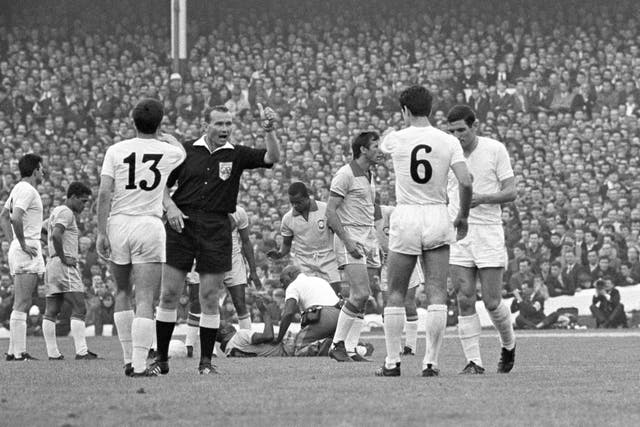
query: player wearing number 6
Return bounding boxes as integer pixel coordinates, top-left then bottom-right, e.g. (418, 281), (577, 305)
(376, 86), (473, 377)
(97, 98), (186, 377)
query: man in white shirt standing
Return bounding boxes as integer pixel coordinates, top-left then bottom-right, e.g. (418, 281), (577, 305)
(377, 86), (473, 377)
(97, 98), (186, 377)
(446, 105), (517, 374)
(0, 154), (45, 361)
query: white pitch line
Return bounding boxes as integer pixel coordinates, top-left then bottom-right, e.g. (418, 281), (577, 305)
(362, 331), (640, 339)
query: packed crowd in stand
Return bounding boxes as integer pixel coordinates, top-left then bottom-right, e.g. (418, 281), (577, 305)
(1, 0), (639, 331)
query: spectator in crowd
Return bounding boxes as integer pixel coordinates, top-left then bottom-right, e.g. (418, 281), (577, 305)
(590, 278), (627, 328)
(1, 0), (640, 323)
(511, 275), (561, 329)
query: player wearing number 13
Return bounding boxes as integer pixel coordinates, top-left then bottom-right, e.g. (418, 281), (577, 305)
(97, 99), (186, 377)
(376, 86), (473, 377)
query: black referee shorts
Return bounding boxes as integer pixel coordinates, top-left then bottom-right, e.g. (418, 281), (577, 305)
(165, 211), (232, 274)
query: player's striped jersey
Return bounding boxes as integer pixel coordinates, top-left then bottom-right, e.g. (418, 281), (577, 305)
(448, 136), (514, 225)
(381, 126), (464, 205)
(101, 137), (185, 218)
(3, 181), (43, 241)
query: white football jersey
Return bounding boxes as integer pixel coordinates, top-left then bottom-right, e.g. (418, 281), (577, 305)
(381, 126), (465, 205)
(448, 136), (514, 225)
(101, 137), (185, 218)
(3, 181), (43, 241)
(230, 205), (249, 258)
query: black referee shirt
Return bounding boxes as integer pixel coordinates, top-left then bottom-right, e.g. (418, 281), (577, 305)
(168, 137), (272, 213)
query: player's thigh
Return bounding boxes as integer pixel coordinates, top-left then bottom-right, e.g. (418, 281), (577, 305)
(404, 286), (418, 314)
(109, 262), (132, 292)
(477, 267), (505, 311)
(386, 251), (417, 294)
(342, 263), (371, 298)
(421, 245), (450, 304)
(160, 263), (188, 307)
(199, 272), (225, 314)
(470, 225), (507, 269)
(66, 292), (87, 318)
(13, 273), (39, 311)
(131, 262), (163, 318)
(44, 294), (64, 318)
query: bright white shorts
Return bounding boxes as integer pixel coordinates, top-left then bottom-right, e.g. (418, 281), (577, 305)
(389, 204), (454, 255)
(379, 259), (422, 292)
(294, 251), (342, 283)
(45, 257), (83, 296)
(334, 225), (381, 269)
(8, 239), (45, 275)
(107, 215), (165, 265)
(450, 223), (507, 269)
(223, 253), (247, 287)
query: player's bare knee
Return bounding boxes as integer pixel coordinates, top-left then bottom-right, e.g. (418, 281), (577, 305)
(458, 293), (477, 315)
(160, 287), (180, 307)
(483, 295), (501, 312)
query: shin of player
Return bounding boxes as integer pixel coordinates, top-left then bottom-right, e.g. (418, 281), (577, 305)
(0, 154), (46, 361)
(447, 105), (516, 374)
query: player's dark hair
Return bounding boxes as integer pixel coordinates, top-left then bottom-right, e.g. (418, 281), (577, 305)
(67, 181), (92, 199)
(288, 182), (309, 198)
(399, 85), (433, 117)
(132, 98), (163, 134)
(18, 154), (42, 178)
(447, 105), (477, 127)
(351, 131), (379, 159)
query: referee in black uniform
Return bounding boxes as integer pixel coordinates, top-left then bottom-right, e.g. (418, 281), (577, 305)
(155, 104), (279, 375)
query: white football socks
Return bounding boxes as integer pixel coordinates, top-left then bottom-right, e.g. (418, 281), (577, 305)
(404, 318), (418, 352)
(185, 324), (199, 348)
(70, 318), (88, 356)
(131, 317), (154, 373)
(332, 307), (356, 344)
(238, 314), (252, 330)
(488, 302), (515, 350)
(458, 313), (482, 366)
(43, 318), (61, 358)
(345, 316), (364, 355)
(423, 304), (447, 370)
(113, 310), (134, 364)
(383, 306), (405, 368)
(10, 311), (27, 356)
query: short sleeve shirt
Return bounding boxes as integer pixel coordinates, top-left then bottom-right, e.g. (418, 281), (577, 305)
(381, 126), (464, 205)
(230, 205), (249, 257)
(280, 200), (333, 259)
(447, 136), (514, 225)
(284, 273), (340, 310)
(4, 181), (43, 241)
(47, 205), (78, 258)
(101, 137), (186, 218)
(225, 330), (287, 357)
(330, 161), (375, 227)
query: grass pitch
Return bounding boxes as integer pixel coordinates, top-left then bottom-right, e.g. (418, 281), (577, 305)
(1, 330), (639, 426)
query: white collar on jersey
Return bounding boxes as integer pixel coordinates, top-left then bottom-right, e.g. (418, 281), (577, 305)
(193, 136), (235, 154)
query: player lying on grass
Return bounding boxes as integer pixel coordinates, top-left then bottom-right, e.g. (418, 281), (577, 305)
(217, 290), (372, 358)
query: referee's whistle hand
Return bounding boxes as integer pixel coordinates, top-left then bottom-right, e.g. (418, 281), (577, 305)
(166, 205), (188, 233)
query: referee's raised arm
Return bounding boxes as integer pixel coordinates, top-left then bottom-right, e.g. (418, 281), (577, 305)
(258, 103), (280, 164)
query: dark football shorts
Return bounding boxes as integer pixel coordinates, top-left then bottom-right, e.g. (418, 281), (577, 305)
(165, 210), (232, 274)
